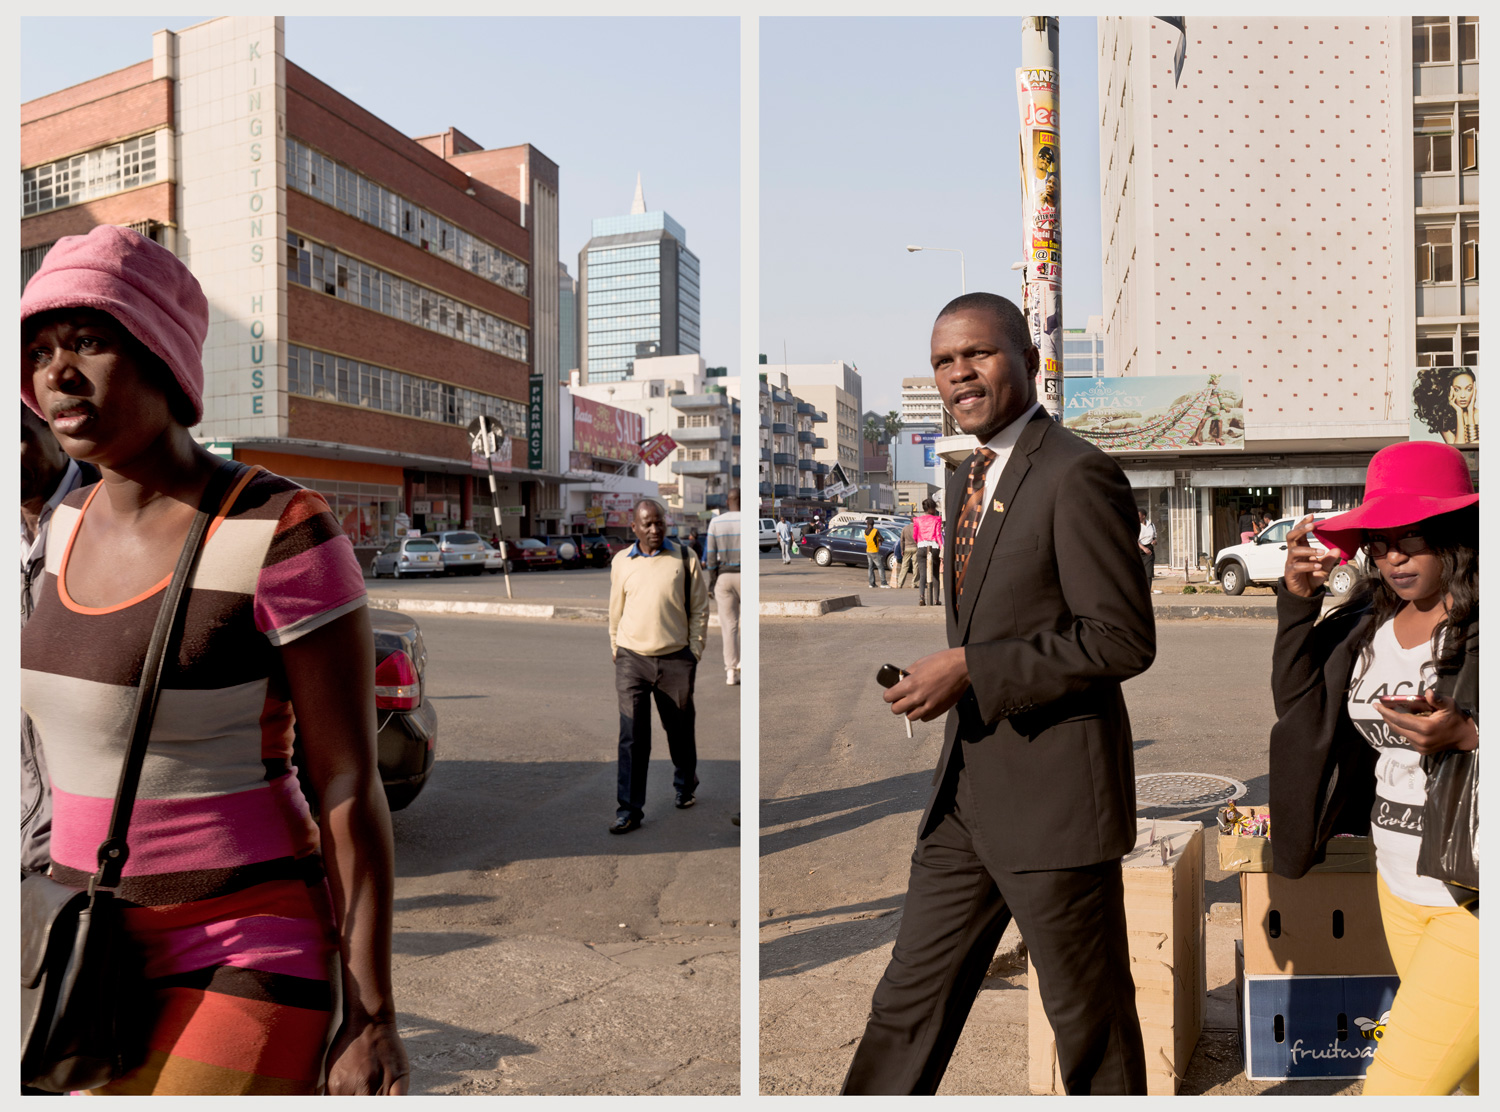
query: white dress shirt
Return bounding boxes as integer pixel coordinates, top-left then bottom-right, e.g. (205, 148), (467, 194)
(974, 402), (1042, 530)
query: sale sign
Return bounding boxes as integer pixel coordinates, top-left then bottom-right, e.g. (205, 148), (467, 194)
(640, 432), (678, 466)
(572, 396), (645, 463)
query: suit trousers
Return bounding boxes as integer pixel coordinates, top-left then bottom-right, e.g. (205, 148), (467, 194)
(714, 572), (740, 671)
(614, 647), (698, 821)
(842, 765), (1146, 1095)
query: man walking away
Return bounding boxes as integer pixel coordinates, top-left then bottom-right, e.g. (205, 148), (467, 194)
(21, 405), (98, 881)
(705, 489), (742, 686)
(776, 515), (793, 563)
(607, 499), (709, 834)
(863, 517), (888, 589)
(897, 517), (918, 589)
(1137, 509), (1157, 584)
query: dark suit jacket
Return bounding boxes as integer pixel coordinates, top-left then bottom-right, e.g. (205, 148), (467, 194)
(920, 409), (1156, 872)
(1267, 586), (1478, 879)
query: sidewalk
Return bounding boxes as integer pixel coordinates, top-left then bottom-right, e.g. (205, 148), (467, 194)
(364, 582), (720, 626)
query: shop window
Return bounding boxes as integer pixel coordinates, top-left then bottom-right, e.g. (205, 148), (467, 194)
(1417, 224), (1454, 284)
(1414, 17), (1451, 64)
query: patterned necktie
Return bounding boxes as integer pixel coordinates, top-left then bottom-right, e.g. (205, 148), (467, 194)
(953, 447), (998, 599)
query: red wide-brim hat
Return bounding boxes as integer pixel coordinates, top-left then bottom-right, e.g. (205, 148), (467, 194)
(1312, 441), (1478, 559)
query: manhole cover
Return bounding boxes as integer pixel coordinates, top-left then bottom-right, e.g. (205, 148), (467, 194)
(1135, 772), (1247, 809)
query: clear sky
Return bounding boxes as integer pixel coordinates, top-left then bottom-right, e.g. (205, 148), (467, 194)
(20, 16), (741, 374)
(761, 16), (1102, 415)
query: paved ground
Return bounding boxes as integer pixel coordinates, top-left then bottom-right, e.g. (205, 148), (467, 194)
(388, 615), (739, 1094)
(759, 615), (1359, 1095)
(366, 565), (612, 608)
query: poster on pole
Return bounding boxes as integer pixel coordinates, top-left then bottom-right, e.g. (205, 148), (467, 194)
(640, 431), (678, 466)
(1017, 64), (1063, 420)
(1063, 374), (1245, 451)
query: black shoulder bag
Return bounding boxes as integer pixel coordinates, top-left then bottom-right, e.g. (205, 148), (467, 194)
(21, 461), (241, 1092)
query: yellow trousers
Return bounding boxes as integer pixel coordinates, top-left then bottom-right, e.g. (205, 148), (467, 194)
(1361, 872), (1479, 1096)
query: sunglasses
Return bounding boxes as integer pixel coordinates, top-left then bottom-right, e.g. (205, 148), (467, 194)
(1363, 534), (1432, 559)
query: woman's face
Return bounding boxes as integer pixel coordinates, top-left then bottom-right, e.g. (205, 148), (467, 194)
(1365, 526), (1447, 608)
(1450, 373), (1476, 408)
(23, 309), (176, 467)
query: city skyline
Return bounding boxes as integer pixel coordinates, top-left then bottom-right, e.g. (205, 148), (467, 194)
(19, 15), (741, 375)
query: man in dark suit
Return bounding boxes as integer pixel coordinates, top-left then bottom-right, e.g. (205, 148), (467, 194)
(842, 293), (1156, 1095)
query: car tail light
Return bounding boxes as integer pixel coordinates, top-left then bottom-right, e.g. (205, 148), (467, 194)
(375, 650), (419, 710)
(440, 543), (452, 552)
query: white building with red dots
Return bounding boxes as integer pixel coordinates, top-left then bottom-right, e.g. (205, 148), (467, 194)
(1097, 16), (1477, 568)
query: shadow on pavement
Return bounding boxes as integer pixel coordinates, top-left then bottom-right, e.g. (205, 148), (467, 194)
(759, 901), (903, 979)
(400, 1012), (540, 1094)
(761, 893), (905, 931)
(760, 770), (934, 859)
(391, 757), (741, 878)
(393, 930), (494, 958)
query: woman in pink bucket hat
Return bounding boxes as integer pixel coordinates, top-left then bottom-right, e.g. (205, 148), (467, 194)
(1267, 439), (1477, 1095)
(20, 226), (408, 1094)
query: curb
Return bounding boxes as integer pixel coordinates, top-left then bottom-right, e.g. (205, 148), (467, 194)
(760, 595), (862, 617)
(1155, 604), (1277, 620)
(368, 597), (720, 627)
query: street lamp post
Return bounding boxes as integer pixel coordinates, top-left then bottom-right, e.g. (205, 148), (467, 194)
(905, 244), (966, 294)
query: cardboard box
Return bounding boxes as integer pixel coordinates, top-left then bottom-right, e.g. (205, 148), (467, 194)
(1240, 870), (1395, 976)
(1240, 968), (1399, 1080)
(1217, 807), (1374, 873)
(1029, 820), (1204, 1096)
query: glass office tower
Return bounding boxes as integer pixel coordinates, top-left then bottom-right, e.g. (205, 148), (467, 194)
(579, 206), (701, 383)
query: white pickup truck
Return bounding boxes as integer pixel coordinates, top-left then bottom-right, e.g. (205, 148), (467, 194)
(759, 517), (779, 551)
(1212, 512), (1366, 596)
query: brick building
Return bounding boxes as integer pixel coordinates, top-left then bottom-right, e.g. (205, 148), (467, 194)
(21, 16), (567, 555)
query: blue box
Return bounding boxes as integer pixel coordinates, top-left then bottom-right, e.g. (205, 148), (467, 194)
(1241, 966), (1400, 1080)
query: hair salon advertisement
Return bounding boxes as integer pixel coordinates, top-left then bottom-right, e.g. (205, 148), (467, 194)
(1409, 366), (1479, 447)
(1063, 374), (1246, 452)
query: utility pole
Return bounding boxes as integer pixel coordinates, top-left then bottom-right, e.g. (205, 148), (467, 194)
(1018, 16), (1064, 420)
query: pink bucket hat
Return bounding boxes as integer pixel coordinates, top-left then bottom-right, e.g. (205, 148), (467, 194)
(20, 225), (208, 424)
(1312, 441), (1478, 559)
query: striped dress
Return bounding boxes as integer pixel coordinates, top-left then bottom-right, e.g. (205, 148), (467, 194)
(20, 466), (369, 1095)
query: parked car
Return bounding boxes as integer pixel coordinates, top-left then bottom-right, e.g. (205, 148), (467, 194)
(479, 540), (510, 574)
(534, 533), (586, 567)
(370, 536), (443, 578)
(1212, 511), (1367, 596)
(293, 607), (437, 814)
(579, 533), (619, 566)
(801, 524), (902, 575)
(421, 530), (487, 576)
(511, 536), (562, 570)
(759, 517), (778, 551)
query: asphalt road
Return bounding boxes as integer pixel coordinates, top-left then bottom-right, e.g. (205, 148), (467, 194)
(387, 614), (740, 1094)
(760, 614), (1357, 1096)
(367, 565), (613, 605)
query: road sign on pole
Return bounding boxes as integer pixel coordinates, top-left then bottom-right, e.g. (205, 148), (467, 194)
(468, 415), (513, 598)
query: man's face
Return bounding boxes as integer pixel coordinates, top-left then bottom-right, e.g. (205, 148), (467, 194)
(631, 502), (666, 552)
(932, 308), (1038, 443)
(21, 406), (71, 506)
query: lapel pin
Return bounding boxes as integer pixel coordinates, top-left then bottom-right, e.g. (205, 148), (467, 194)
(993, 500), (1004, 513)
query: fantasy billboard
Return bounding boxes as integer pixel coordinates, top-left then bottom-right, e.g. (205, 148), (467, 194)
(1063, 374), (1245, 451)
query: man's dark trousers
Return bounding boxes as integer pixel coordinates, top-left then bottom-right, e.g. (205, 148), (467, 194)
(1141, 546), (1155, 581)
(842, 764), (1146, 1095)
(615, 646), (698, 821)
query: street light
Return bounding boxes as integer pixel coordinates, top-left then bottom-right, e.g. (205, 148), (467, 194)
(906, 245), (966, 293)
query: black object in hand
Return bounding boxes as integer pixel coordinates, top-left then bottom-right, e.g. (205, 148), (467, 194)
(876, 663), (908, 689)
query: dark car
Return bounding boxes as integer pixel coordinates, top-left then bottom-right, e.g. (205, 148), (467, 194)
(801, 524), (902, 575)
(293, 608), (437, 815)
(511, 537), (562, 570)
(578, 533), (619, 566)
(535, 533), (586, 568)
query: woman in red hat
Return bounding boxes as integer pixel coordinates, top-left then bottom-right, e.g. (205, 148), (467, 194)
(1269, 439), (1478, 1095)
(20, 226), (407, 1094)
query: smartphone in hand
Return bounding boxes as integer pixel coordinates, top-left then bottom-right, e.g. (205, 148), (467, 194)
(1379, 694), (1435, 717)
(876, 664), (913, 737)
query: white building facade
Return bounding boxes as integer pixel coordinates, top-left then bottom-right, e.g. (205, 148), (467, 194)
(1096, 16), (1478, 568)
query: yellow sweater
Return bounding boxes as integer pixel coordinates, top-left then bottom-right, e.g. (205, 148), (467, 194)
(608, 541), (710, 659)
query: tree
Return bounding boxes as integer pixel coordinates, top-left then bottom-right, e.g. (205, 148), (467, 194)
(863, 415), (884, 456)
(883, 410), (905, 489)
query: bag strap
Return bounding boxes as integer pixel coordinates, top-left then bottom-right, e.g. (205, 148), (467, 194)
(681, 540), (692, 620)
(92, 460), (244, 892)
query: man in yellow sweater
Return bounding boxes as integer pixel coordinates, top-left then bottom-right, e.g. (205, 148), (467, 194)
(607, 498), (710, 834)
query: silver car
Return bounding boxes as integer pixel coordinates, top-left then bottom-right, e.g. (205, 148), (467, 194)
(422, 530), (488, 576)
(370, 537), (443, 578)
